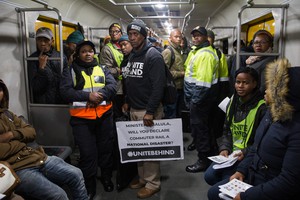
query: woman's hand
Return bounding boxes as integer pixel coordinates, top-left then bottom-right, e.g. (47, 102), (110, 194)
(230, 172), (245, 182)
(220, 150), (229, 157)
(233, 193), (241, 200)
(234, 151), (245, 161)
(89, 92), (103, 104)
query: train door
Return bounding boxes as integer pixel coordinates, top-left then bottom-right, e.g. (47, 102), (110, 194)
(16, 5), (74, 148)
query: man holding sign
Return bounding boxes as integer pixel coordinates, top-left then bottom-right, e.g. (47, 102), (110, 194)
(122, 19), (166, 199)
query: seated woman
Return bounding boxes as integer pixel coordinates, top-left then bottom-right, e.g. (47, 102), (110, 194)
(0, 79), (88, 200)
(207, 58), (300, 200)
(204, 67), (266, 186)
(246, 30), (277, 94)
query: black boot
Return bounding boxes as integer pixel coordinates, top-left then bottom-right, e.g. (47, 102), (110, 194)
(185, 159), (209, 173)
(100, 176), (114, 192)
(101, 168), (114, 192)
(85, 177), (96, 200)
(187, 140), (196, 151)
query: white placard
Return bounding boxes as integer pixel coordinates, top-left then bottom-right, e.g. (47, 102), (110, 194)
(116, 118), (184, 163)
(218, 97), (230, 113)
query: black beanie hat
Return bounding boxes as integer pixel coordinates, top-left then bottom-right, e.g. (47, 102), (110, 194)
(127, 19), (147, 38)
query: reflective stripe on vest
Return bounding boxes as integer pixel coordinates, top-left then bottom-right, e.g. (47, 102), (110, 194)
(107, 43), (123, 67)
(184, 46), (219, 88)
(69, 65), (112, 119)
(216, 49), (229, 82)
(107, 43), (123, 80)
(228, 99), (265, 150)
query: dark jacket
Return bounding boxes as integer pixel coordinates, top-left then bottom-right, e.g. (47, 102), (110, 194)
(60, 59), (116, 104)
(237, 60), (300, 200)
(123, 40), (166, 115)
(217, 90), (266, 155)
(27, 48), (68, 104)
(247, 56), (277, 94)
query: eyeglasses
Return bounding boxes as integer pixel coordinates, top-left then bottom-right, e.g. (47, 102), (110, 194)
(109, 30), (121, 35)
(253, 40), (269, 46)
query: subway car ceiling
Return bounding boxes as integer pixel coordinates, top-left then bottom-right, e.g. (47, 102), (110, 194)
(1, 0), (300, 118)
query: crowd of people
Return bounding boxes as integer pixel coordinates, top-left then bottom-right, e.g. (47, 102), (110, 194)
(2, 17), (300, 200)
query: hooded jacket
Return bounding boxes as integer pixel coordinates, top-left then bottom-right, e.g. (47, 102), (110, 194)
(0, 80), (47, 171)
(217, 90), (266, 155)
(123, 40), (166, 115)
(237, 59), (300, 200)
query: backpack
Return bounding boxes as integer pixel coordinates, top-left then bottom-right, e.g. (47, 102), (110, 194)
(146, 47), (177, 105)
(163, 63), (177, 105)
(166, 46), (175, 68)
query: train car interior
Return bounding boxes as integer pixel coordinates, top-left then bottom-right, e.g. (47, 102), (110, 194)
(1, 0), (300, 199)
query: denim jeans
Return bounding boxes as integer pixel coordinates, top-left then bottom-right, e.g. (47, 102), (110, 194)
(207, 178), (229, 200)
(15, 156), (88, 200)
(204, 162), (239, 186)
(163, 89), (184, 119)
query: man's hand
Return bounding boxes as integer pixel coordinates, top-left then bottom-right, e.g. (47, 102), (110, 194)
(0, 131), (14, 143)
(122, 103), (129, 113)
(38, 50), (48, 70)
(143, 114), (154, 127)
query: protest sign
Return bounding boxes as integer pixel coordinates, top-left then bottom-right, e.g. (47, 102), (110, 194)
(116, 118), (184, 163)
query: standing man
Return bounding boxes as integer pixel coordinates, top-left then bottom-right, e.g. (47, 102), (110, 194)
(122, 19), (166, 199)
(27, 27), (68, 104)
(99, 23), (124, 120)
(162, 29), (185, 119)
(184, 26), (220, 173)
(64, 30), (85, 66)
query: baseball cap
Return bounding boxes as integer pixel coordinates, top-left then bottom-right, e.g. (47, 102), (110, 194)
(36, 27), (53, 40)
(76, 40), (96, 55)
(191, 26), (207, 36)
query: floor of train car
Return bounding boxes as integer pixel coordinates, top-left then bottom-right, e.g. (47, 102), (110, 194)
(71, 132), (211, 200)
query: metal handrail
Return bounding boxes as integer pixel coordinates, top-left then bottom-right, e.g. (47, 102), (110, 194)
(15, 5), (63, 122)
(236, 3), (289, 69)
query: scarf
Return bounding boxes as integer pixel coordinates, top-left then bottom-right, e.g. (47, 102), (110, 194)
(246, 47), (272, 65)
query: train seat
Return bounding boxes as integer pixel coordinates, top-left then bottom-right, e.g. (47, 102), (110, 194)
(42, 146), (72, 160)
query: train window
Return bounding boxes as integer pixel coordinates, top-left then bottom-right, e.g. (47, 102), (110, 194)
(242, 13), (275, 46)
(35, 15), (77, 51)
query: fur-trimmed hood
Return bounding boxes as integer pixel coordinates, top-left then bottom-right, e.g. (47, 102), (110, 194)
(265, 58), (300, 122)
